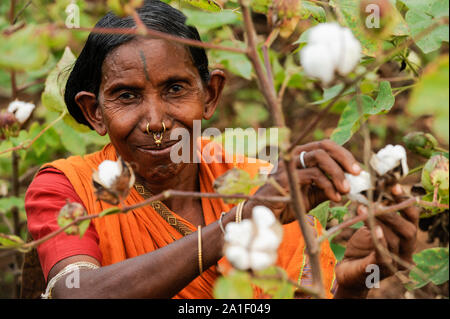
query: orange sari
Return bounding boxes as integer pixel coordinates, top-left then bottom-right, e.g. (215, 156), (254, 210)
(44, 139), (336, 298)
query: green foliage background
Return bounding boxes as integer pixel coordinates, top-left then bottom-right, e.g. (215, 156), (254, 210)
(0, 0), (448, 298)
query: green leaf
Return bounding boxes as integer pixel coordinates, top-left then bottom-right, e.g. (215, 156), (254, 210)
(300, 1), (327, 22)
(210, 41), (252, 80)
(405, 9), (449, 54)
(185, 9), (240, 32)
(308, 200), (330, 228)
(41, 46), (76, 114)
(330, 206), (349, 223)
(331, 82), (395, 145)
(78, 219), (91, 238)
(0, 196), (25, 213)
(182, 0), (221, 12)
(251, 266), (295, 299)
(332, 0), (381, 56)
(407, 55), (449, 143)
(99, 207), (121, 217)
(400, 0), (449, 53)
(408, 247), (449, 289)
(54, 120), (87, 155)
(311, 83), (355, 105)
(330, 95), (375, 145)
(374, 81), (395, 112)
(350, 221), (364, 229)
(213, 168), (266, 203)
(213, 270), (254, 299)
(0, 233), (24, 248)
(0, 25), (49, 71)
(330, 242), (346, 261)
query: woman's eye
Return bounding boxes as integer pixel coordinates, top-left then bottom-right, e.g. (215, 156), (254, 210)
(119, 92), (137, 100)
(168, 84), (184, 94)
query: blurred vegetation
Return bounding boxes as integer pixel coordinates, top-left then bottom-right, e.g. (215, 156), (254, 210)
(0, 0), (448, 298)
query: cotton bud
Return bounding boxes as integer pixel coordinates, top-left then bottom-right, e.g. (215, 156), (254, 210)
(345, 171), (372, 205)
(370, 144), (409, 177)
(58, 201), (87, 235)
(7, 100), (35, 124)
(223, 206), (283, 271)
(421, 155), (449, 194)
(300, 23), (362, 85)
(0, 112), (19, 140)
(403, 132), (438, 158)
(92, 157), (135, 205)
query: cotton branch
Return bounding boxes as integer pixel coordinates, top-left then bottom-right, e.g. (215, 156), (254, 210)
(238, 0), (326, 298)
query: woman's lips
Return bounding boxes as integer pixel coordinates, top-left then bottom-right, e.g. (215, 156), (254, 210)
(136, 140), (180, 156)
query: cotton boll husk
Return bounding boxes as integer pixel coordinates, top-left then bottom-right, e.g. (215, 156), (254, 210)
(224, 219), (254, 248)
(249, 251), (277, 271)
(225, 245), (250, 270)
(98, 160), (122, 188)
(336, 28), (362, 75)
(300, 43), (336, 85)
(370, 144), (409, 176)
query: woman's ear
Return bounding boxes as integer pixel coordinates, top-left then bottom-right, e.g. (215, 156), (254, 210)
(203, 69), (226, 120)
(74, 91), (107, 136)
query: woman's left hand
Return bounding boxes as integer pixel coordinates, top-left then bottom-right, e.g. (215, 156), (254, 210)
(334, 184), (420, 298)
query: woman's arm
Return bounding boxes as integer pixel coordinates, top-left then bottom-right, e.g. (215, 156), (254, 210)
(49, 206), (242, 299)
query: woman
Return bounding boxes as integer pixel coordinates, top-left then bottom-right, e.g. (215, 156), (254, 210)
(25, 0), (419, 299)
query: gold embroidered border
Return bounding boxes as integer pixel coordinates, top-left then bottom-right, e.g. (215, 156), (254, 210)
(134, 183), (193, 237)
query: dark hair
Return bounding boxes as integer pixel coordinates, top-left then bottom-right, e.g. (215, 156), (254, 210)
(64, 0), (210, 129)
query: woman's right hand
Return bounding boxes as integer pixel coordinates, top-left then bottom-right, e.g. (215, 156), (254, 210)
(246, 139), (362, 224)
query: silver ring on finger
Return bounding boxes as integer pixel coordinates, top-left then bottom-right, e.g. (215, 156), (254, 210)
(299, 151), (308, 169)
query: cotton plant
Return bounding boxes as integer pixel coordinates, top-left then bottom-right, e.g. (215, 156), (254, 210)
(300, 23), (362, 85)
(344, 144), (410, 205)
(92, 157), (136, 205)
(7, 100), (36, 124)
(224, 205), (283, 271)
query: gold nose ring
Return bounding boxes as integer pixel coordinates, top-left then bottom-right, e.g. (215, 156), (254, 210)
(147, 121), (166, 147)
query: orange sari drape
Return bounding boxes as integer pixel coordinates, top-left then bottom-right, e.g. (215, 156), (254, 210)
(44, 139), (336, 298)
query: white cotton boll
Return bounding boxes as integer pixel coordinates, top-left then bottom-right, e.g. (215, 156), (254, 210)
(300, 43), (336, 85)
(7, 100), (36, 124)
(224, 219), (253, 248)
(370, 144), (409, 176)
(345, 171), (372, 194)
(249, 251), (277, 271)
(251, 229), (282, 252)
(252, 205), (276, 229)
(336, 28), (362, 75)
(225, 245), (250, 270)
(98, 160), (122, 188)
(345, 171), (372, 204)
(307, 22), (343, 47)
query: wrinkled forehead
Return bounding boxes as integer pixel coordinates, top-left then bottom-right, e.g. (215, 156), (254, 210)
(100, 38), (198, 84)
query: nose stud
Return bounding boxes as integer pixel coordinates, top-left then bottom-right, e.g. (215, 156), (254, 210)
(146, 121), (166, 147)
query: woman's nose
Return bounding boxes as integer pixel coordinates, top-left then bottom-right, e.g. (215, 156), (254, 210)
(142, 99), (167, 133)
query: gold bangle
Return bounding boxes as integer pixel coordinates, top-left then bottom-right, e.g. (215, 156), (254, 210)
(197, 225), (203, 274)
(235, 201), (245, 223)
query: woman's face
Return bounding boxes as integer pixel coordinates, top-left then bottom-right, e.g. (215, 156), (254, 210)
(76, 38), (224, 182)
